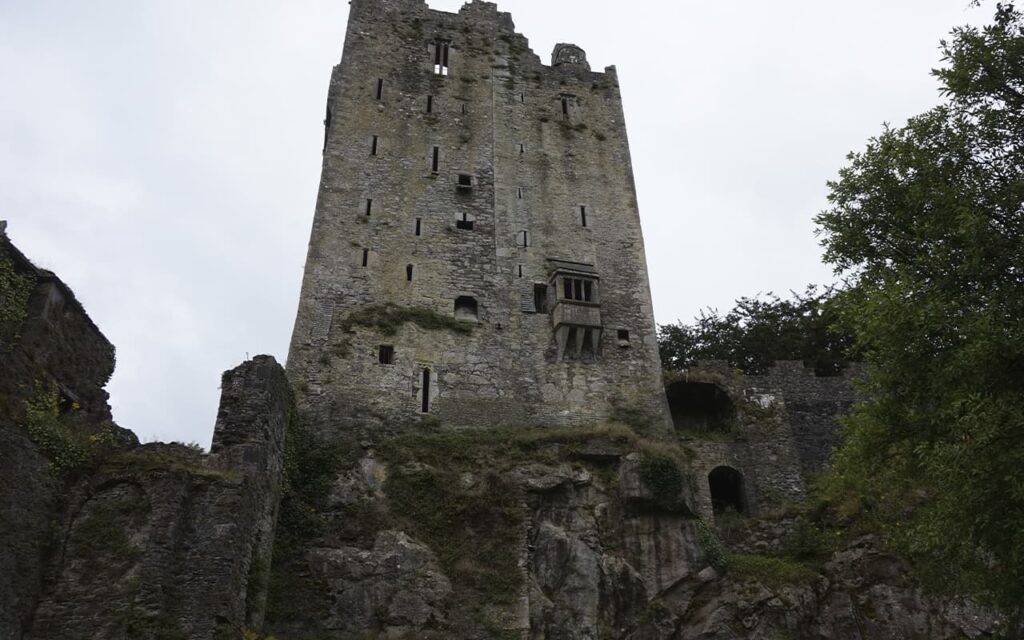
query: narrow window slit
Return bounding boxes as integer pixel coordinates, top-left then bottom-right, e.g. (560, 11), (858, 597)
(371, 135), (378, 155)
(362, 249), (369, 267)
(426, 95), (433, 113)
(415, 218), (422, 236)
(580, 205), (587, 227)
(431, 146), (440, 173)
(406, 264), (414, 281)
(376, 79), (384, 100)
(365, 199), (373, 216)
(421, 368), (432, 412)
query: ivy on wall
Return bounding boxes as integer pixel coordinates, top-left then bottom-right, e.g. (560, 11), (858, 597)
(0, 245), (36, 343)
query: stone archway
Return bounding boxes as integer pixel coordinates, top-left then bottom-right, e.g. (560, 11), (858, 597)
(708, 466), (745, 514)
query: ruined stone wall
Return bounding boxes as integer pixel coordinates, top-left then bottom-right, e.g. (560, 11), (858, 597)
(0, 225), (117, 640)
(669, 361), (861, 519)
(28, 356), (291, 640)
(287, 0), (669, 438)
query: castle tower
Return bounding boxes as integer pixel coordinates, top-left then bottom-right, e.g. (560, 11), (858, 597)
(287, 0), (670, 434)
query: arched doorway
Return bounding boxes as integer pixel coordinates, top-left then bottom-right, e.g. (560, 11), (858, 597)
(708, 466), (745, 514)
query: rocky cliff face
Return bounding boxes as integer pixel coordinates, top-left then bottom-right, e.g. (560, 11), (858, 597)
(261, 426), (1002, 640)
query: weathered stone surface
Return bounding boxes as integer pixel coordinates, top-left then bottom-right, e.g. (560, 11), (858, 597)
(307, 531), (452, 636)
(28, 356), (292, 640)
(0, 226), (119, 640)
(286, 0), (672, 437)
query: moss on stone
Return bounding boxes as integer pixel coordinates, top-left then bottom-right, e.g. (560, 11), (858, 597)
(725, 552), (819, 588)
(0, 244), (36, 342)
(341, 304), (473, 336)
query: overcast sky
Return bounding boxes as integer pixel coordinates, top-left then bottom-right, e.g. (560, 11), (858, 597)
(1, 0), (989, 446)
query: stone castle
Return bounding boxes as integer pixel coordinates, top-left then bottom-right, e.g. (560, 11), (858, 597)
(287, 0), (670, 433)
(0, 2), (1003, 639)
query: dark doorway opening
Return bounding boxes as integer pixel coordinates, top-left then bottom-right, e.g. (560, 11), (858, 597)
(665, 381), (735, 432)
(708, 466), (745, 514)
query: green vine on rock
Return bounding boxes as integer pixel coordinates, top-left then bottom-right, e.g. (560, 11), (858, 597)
(0, 246), (36, 342)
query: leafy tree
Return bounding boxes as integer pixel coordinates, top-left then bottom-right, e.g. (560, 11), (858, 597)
(815, 3), (1024, 623)
(657, 285), (856, 375)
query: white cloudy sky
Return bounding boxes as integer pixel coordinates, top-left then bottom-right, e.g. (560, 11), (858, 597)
(1, 0), (988, 445)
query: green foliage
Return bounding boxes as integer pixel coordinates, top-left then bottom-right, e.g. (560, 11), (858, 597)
(0, 245), (35, 342)
(658, 285), (856, 375)
(725, 553), (819, 588)
(265, 416), (350, 626)
(342, 303), (473, 336)
(638, 453), (684, 508)
(814, 4), (1024, 615)
(384, 468), (523, 604)
(695, 518), (727, 571)
(23, 383), (118, 478)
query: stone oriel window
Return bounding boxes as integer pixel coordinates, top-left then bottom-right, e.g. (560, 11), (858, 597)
(562, 277), (594, 302)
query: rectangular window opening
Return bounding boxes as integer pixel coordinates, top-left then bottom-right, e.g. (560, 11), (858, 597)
(379, 345), (395, 364)
(426, 95), (433, 113)
(583, 280), (593, 302)
(561, 96), (569, 117)
(415, 218), (422, 236)
(371, 135), (378, 155)
(534, 284), (549, 313)
(434, 41), (450, 76)
(457, 173), (473, 189)
(431, 146), (440, 173)
(617, 329), (630, 346)
(376, 78), (384, 100)
(406, 264), (414, 282)
(455, 213), (474, 230)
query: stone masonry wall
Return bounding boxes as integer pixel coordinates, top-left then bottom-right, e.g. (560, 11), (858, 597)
(672, 361), (861, 519)
(28, 356), (291, 640)
(287, 0), (670, 439)
(0, 224), (117, 640)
